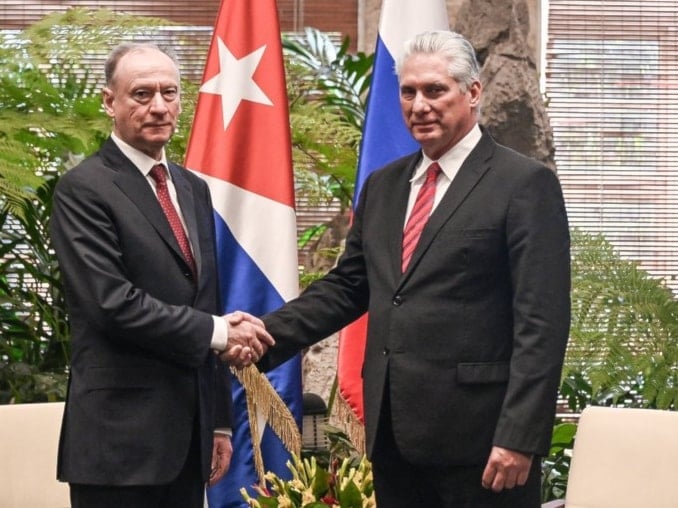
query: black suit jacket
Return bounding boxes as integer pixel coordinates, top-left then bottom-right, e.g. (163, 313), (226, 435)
(261, 130), (570, 466)
(50, 137), (231, 485)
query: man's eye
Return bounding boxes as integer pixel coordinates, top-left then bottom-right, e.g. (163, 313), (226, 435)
(163, 90), (178, 100)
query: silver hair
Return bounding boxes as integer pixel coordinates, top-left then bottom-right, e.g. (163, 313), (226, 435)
(396, 30), (480, 93)
(104, 42), (180, 87)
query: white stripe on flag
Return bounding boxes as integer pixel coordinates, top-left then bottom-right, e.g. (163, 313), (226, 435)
(379, 0), (450, 60)
(195, 171), (299, 303)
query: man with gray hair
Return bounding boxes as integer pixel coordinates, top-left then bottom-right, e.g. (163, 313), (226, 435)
(257, 30), (570, 507)
(50, 42), (273, 507)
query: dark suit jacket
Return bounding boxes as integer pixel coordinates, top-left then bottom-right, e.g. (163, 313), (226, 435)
(50, 137), (231, 485)
(261, 130), (570, 467)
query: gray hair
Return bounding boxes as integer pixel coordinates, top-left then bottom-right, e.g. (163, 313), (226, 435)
(396, 30), (480, 93)
(104, 42), (180, 87)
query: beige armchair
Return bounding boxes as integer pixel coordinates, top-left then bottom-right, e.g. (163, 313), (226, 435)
(0, 402), (70, 508)
(542, 405), (678, 508)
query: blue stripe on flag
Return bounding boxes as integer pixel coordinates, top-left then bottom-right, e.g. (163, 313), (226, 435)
(207, 212), (302, 507)
(212, 211), (285, 314)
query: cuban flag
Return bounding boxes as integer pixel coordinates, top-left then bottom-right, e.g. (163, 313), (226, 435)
(184, 0), (302, 506)
(337, 0), (449, 423)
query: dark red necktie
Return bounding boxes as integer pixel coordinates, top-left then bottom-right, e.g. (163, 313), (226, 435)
(401, 162), (442, 272)
(149, 164), (197, 276)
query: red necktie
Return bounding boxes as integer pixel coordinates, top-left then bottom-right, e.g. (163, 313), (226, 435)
(149, 164), (197, 276)
(401, 162), (442, 272)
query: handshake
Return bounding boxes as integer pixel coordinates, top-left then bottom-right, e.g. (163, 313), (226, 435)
(218, 311), (274, 369)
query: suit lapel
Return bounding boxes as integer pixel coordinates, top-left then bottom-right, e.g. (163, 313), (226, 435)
(101, 139), (190, 269)
(170, 164), (202, 275)
(400, 133), (495, 279)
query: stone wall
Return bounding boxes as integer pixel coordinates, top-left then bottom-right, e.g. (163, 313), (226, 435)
(456, 0), (555, 168)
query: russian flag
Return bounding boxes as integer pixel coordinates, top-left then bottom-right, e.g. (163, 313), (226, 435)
(184, 0), (302, 506)
(337, 0), (449, 423)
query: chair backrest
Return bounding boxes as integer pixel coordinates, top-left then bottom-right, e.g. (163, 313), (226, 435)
(564, 405), (678, 508)
(0, 402), (70, 508)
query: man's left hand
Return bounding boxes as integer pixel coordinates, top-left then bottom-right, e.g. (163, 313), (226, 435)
(209, 434), (233, 486)
(481, 446), (533, 492)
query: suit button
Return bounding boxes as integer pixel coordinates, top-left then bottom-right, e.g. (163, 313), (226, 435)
(383, 347), (389, 356)
(392, 295), (403, 306)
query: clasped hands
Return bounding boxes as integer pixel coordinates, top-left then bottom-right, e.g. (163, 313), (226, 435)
(218, 311), (274, 368)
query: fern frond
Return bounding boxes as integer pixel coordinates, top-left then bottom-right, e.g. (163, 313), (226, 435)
(569, 229), (678, 409)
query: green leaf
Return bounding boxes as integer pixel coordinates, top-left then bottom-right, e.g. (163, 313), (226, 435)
(549, 422), (577, 454)
(337, 480), (362, 508)
(310, 463), (330, 498)
(256, 497), (280, 508)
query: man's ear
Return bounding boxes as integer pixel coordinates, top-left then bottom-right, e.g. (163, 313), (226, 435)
(468, 80), (482, 108)
(102, 87), (115, 119)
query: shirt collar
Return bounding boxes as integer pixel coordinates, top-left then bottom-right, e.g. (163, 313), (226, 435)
(110, 132), (169, 178)
(411, 124), (482, 183)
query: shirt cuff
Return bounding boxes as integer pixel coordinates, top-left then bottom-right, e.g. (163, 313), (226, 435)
(210, 316), (228, 351)
(214, 428), (232, 437)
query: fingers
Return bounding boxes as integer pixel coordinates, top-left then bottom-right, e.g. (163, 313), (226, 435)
(209, 434), (232, 486)
(484, 466), (518, 492)
(247, 331), (265, 358)
(209, 458), (222, 486)
(254, 325), (275, 348)
(218, 344), (254, 369)
(481, 461), (497, 491)
(209, 457), (227, 486)
(239, 311), (266, 327)
(225, 311), (243, 325)
(226, 311), (264, 328)
(515, 464), (531, 487)
(481, 446), (532, 492)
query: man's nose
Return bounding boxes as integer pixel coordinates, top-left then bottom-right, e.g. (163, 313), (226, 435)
(149, 92), (169, 113)
(412, 92), (430, 112)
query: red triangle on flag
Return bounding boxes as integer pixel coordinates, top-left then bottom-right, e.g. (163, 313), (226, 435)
(185, 0), (294, 208)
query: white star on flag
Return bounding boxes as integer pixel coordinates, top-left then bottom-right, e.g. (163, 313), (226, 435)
(199, 36), (273, 131)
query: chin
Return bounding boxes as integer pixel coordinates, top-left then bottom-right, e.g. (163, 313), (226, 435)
(144, 134), (172, 146)
(414, 134), (442, 149)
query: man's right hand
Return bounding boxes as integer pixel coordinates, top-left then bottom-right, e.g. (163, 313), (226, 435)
(218, 311), (274, 368)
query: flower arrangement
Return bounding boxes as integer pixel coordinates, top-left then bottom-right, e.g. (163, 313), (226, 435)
(241, 426), (375, 508)
(241, 454), (375, 508)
